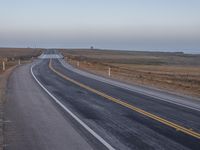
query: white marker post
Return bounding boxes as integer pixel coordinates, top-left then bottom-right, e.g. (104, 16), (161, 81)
(18, 59), (21, 65)
(77, 61), (80, 67)
(108, 67), (111, 77)
(2, 61), (5, 71)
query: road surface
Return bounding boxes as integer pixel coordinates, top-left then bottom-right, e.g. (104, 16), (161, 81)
(4, 50), (200, 150)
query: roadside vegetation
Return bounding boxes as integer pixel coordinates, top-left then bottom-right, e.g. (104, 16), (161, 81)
(60, 49), (200, 98)
(0, 48), (42, 73)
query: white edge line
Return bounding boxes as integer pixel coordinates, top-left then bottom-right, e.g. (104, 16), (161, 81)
(30, 63), (115, 150)
(59, 59), (200, 112)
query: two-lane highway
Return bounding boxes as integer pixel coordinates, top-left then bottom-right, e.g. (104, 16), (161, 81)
(4, 50), (200, 150)
(31, 51), (200, 149)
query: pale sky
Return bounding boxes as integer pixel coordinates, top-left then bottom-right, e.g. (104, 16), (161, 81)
(0, 0), (200, 53)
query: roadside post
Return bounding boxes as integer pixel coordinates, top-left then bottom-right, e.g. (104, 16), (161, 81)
(18, 59), (21, 65)
(108, 67), (111, 77)
(2, 61), (5, 71)
(77, 61), (80, 67)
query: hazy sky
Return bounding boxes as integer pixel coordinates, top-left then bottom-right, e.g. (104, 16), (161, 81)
(0, 0), (200, 53)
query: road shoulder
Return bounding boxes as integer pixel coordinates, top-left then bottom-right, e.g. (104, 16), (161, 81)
(3, 63), (93, 150)
(0, 66), (16, 150)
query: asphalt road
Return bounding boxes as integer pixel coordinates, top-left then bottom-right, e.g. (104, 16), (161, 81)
(4, 50), (200, 150)
(4, 63), (93, 150)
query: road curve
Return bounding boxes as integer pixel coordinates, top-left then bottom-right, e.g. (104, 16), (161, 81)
(32, 56), (200, 150)
(4, 50), (200, 150)
(4, 63), (94, 150)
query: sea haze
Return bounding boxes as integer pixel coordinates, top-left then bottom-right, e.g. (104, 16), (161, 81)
(0, 0), (199, 54)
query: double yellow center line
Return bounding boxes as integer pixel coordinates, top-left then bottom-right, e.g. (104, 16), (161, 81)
(49, 59), (200, 139)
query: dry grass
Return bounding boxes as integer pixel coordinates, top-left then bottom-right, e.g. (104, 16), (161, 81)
(0, 48), (42, 59)
(0, 48), (42, 72)
(60, 49), (200, 65)
(60, 49), (200, 98)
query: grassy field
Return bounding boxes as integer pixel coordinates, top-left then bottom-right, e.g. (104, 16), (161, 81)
(0, 48), (42, 73)
(60, 49), (200, 98)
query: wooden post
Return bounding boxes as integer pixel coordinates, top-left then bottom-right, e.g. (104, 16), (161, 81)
(2, 61), (5, 71)
(77, 61), (80, 67)
(108, 67), (111, 77)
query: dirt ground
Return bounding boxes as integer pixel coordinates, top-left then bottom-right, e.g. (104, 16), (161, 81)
(60, 49), (200, 98)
